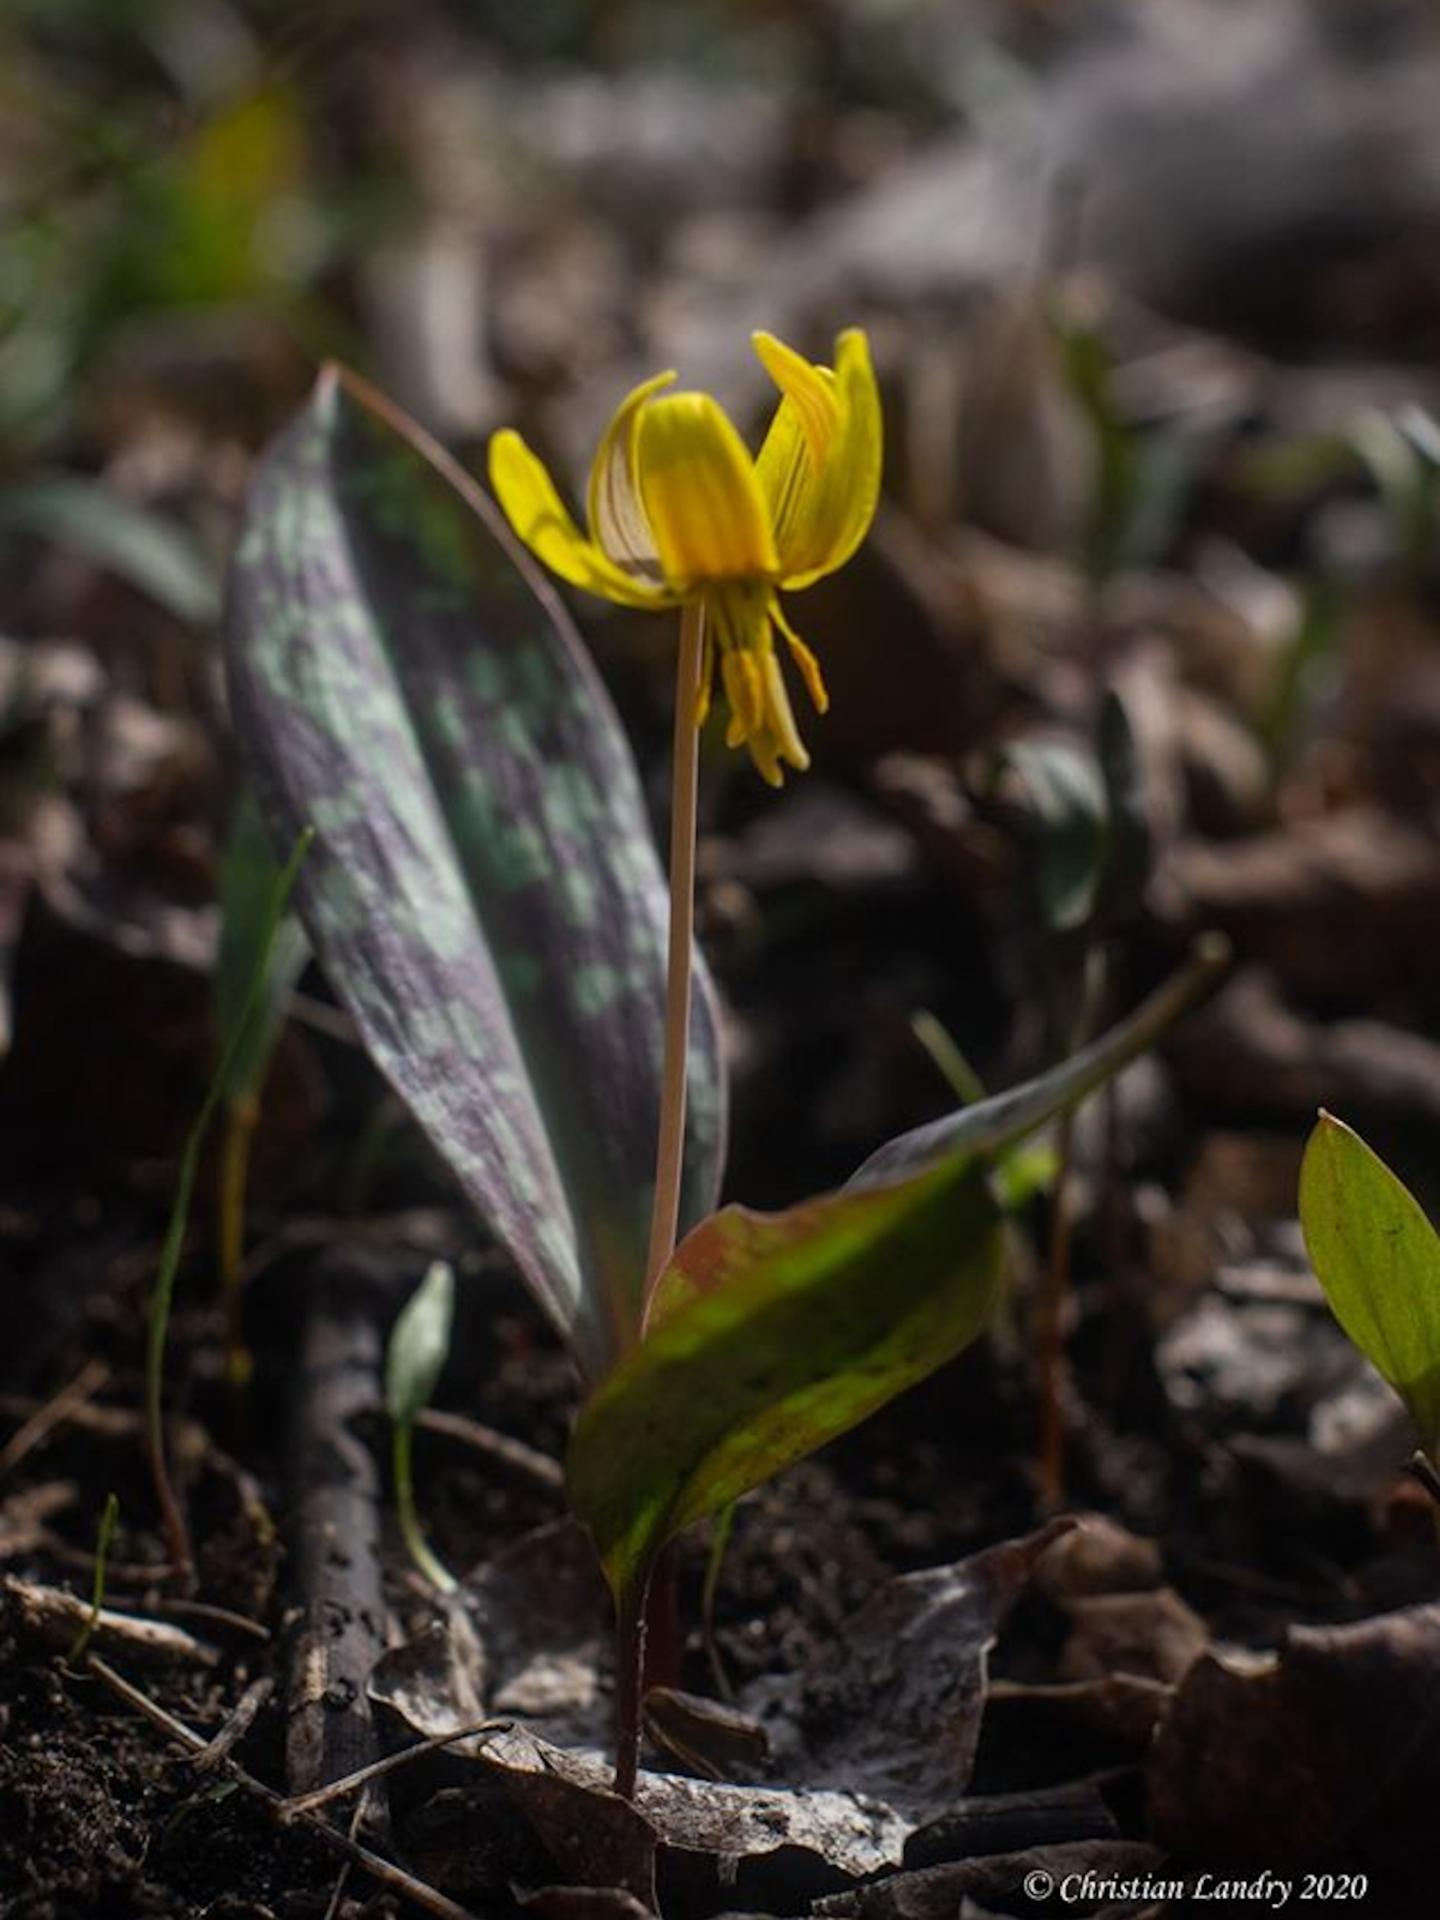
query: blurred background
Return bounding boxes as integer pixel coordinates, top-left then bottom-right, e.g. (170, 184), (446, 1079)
(8, 0), (1440, 1416)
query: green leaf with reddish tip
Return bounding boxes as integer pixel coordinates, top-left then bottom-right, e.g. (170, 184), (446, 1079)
(1299, 1112), (1440, 1460)
(568, 941), (1230, 1604)
(224, 365), (726, 1381)
(568, 1158), (1005, 1602)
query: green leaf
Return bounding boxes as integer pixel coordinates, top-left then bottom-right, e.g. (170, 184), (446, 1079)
(852, 935), (1229, 1190)
(909, 1010), (1055, 1211)
(216, 793), (309, 1110)
(224, 366), (726, 1381)
(570, 940), (1229, 1603)
(997, 736), (1108, 933)
(386, 1261), (456, 1426)
(569, 1159), (1005, 1601)
(1299, 1112), (1440, 1460)
(0, 479), (221, 627)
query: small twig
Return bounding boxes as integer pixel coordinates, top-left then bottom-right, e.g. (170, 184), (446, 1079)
(191, 1676), (275, 1772)
(5, 1573), (219, 1668)
(278, 1718), (511, 1820)
(286, 1257), (390, 1800)
(322, 1800), (365, 1920)
(145, 1596), (271, 1643)
(415, 1408), (564, 1495)
(80, 1655), (483, 1920)
(0, 1358), (111, 1476)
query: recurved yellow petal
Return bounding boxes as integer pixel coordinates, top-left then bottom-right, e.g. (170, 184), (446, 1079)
(752, 332), (838, 470)
(758, 329), (882, 590)
(489, 430), (674, 610)
(586, 369), (675, 579)
(636, 394), (779, 588)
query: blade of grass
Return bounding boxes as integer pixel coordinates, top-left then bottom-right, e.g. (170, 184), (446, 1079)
(65, 1492), (119, 1669)
(145, 827), (313, 1582)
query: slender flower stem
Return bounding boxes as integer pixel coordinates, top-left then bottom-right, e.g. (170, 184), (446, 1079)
(614, 603), (706, 1799)
(640, 600), (706, 1331)
(613, 1582), (649, 1802)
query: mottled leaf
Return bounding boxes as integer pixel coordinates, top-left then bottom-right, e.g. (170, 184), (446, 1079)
(216, 792), (309, 1109)
(1299, 1112), (1440, 1459)
(225, 366), (726, 1380)
(569, 1159), (1005, 1601)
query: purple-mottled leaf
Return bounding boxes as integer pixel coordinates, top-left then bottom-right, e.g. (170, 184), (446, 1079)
(224, 366), (726, 1380)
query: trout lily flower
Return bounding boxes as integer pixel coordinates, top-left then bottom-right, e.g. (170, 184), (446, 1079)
(488, 328), (882, 785)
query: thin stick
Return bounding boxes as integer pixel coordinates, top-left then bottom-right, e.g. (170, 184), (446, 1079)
(81, 1655), (482, 1920)
(278, 1718), (510, 1818)
(415, 1407), (564, 1494)
(191, 1676), (274, 1771)
(0, 1358), (110, 1477)
(640, 600), (706, 1334)
(322, 1803), (363, 1920)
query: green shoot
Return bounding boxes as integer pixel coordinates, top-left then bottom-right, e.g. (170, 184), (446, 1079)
(385, 1262), (458, 1596)
(911, 1011), (1057, 1212)
(66, 1492), (119, 1669)
(700, 1501), (737, 1700)
(145, 826), (313, 1582)
(215, 795), (309, 1396)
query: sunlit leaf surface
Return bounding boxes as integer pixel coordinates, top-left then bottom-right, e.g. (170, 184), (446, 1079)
(1300, 1112), (1440, 1459)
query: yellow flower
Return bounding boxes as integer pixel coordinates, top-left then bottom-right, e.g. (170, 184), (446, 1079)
(488, 329), (882, 785)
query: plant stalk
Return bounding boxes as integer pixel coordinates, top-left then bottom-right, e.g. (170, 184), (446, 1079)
(392, 1418), (456, 1595)
(614, 602), (706, 1797)
(219, 1098), (258, 1396)
(640, 600), (706, 1332)
(613, 1581), (649, 1802)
